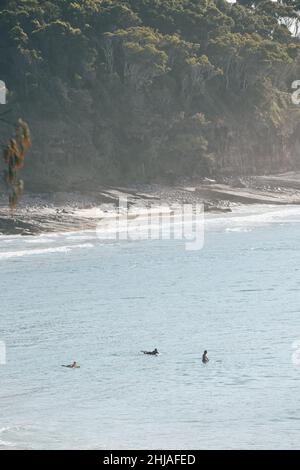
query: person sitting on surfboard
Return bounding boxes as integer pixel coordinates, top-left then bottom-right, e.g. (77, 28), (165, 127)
(141, 348), (159, 356)
(202, 350), (209, 364)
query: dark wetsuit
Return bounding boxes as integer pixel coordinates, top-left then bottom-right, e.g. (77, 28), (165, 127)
(202, 353), (209, 364)
(142, 349), (159, 356)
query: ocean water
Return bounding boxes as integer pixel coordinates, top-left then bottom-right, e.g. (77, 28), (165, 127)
(1, 205), (300, 449)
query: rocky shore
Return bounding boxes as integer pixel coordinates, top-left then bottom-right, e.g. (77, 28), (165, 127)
(1, 172), (300, 236)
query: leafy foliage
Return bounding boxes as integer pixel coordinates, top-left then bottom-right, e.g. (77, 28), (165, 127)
(1, 0), (300, 185)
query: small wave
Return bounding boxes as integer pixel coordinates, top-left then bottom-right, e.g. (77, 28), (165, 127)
(0, 425), (33, 434)
(206, 205), (300, 231)
(24, 238), (56, 244)
(0, 243), (94, 260)
(0, 439), (17, 448)
(225, 227), (252, 233)
(0, 426), (19, 448)
(0, 427), (12, 434)
(0, 425), (31, 449)
(65, 235), (96, 241)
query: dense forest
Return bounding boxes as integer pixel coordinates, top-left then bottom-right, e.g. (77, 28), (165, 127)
(1, 0), (300, 190)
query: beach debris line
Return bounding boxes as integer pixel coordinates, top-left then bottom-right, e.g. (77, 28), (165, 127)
(2, 118), (31, 210)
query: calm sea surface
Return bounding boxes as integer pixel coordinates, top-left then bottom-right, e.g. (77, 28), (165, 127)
(1, 206), (300, 449)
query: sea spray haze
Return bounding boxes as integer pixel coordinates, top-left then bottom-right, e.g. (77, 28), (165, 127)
(1, 0), (300, 189)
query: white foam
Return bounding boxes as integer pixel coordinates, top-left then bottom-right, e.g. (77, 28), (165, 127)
(205, 205), (300, 230)
(0, 427), (11, 433)
(71, 207), (107, 219)
(0, 427), (18, 448)
(2, 205), (300, 249)
(0, 439), (16, 448)
(0, 425), (30, 448)
(24, 238), (56, 244)
(64, 235), (96, 241)
(0, 243), (94, 260)
(225, 227), (253, 233)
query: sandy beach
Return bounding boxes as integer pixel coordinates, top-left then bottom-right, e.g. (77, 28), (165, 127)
(1, 172), (300, 236)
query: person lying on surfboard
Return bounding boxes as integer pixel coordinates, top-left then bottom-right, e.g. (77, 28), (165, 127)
(141, 348), (159, 356)
(61, 361), (80, 368)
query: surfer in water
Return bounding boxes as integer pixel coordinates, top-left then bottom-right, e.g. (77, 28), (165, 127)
(202, 350), (209, 364)
(62, 361), (79, 368)
(141, 348), (159, 356)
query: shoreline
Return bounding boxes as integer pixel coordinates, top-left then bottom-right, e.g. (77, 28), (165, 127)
(1, 172), (300, 236)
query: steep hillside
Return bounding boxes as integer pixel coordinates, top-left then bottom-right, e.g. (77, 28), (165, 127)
(1, 0), (300, 190)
